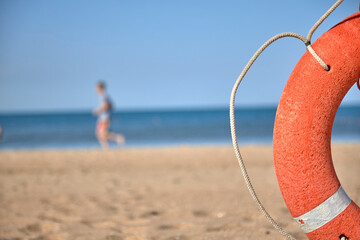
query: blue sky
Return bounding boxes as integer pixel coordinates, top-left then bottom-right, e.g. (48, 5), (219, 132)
(0, 0), (359, 113)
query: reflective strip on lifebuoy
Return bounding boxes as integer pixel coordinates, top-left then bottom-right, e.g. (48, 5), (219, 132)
(293, 186), (351, 233)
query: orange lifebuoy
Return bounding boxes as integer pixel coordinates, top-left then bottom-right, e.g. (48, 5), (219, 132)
(273, 10), (360, 240)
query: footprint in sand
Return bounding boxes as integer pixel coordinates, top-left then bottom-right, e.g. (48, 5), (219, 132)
(19, 222), (66, 240)
(105, 235), (123, 240)
(20, 222), (60, 234)
(192, 210), (208, 217)
(127, 214), (135, 220)
(242, 216), (252, 222)
(80, 219), (93, 227)
(206, 226), (224, 232)
(157, 224), (178, 230)
(0, 238), (22, 240)
(165, 236), (189, 240)
(28, 233), (68, 240)
(139, 210), (160, 218)
(50, 204), (72, 215)
(37, 213), (62, 223)
(89, 196), (118, 213)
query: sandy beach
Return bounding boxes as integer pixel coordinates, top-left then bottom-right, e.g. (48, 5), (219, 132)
(0, 144), (359, 240)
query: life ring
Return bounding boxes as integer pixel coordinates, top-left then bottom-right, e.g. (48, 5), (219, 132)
(273, 10), (360, 240)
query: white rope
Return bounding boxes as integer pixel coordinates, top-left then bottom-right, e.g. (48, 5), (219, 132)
(306, 44), (329, 70)
(229, 0), (344, 239)
(307, 0), (344, 41)
(306, 0), (344, 70)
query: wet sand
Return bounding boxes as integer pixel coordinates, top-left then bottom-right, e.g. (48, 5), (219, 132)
(0, 144), (359, 240)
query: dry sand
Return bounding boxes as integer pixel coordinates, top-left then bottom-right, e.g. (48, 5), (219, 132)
(0, 144), (359, 240)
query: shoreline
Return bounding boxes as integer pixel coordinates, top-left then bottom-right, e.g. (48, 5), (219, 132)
(0, 140), (359, 152)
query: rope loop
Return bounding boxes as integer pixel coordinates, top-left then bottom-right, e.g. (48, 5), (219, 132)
(230, 0), (344, 239)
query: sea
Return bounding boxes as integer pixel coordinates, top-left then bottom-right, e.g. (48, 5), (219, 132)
(0, 106), (359, 150)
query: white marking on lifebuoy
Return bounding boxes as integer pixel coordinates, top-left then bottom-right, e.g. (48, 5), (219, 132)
(293, 186), (351, 233)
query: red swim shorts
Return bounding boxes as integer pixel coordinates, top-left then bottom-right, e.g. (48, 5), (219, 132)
(96, 120), (109, 133)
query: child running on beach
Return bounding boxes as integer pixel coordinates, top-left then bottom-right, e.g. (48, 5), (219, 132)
(93, 81), (125, 149)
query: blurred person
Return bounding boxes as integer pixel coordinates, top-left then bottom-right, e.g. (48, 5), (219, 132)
(93, 81), (125, 149)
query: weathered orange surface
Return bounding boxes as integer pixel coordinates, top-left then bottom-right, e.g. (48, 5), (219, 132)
(273, 11), (360, 240)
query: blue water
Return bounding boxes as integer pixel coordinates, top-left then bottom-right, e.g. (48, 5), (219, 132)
(0, 106), (359, 150)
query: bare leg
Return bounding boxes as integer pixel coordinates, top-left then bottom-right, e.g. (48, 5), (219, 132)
(97, 131), (109, 149)
(96, 120), (124, 148)
(107, 132), (125, 147)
